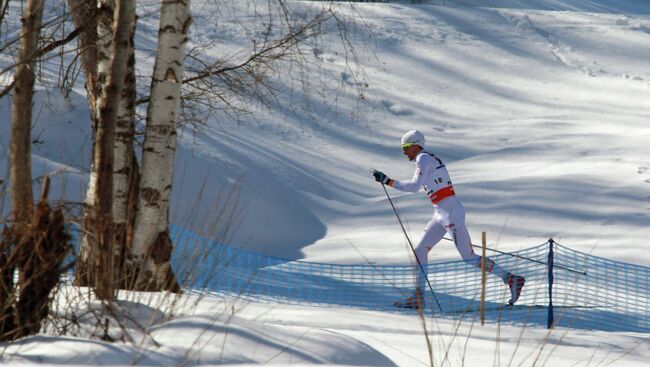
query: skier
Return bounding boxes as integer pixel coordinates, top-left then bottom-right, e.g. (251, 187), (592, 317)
(373, 130), (525, 309)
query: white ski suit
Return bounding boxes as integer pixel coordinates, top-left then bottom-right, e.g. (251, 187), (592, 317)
(390, 151), (509, 291)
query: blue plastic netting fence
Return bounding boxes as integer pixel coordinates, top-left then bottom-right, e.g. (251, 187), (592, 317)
(169, 226), (650, 333)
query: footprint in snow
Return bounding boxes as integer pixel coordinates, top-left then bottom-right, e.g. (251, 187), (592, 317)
(619, 16), (650, 35)
(314, 48), (336, 62)
(638, 167), (650, 184)
(616, 18), (631, 27)
(381, 100), (413, 116)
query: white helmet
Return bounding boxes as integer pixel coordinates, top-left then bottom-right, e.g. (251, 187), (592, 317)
(401, 130), (425, 149)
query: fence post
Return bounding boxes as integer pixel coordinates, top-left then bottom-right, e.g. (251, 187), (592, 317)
(547, 238), (555, 329)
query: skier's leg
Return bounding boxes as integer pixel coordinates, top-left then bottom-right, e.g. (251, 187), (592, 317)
(445, 203), (510, 280)
(413, 219), (446, 293)
(448, 209), (525, 304)
(452, 223), (509, 279)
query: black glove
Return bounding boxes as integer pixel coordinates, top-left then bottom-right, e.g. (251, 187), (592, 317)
(373, 170), (390, 184)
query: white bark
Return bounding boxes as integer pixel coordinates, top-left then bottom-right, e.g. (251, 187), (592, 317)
(112, 6), (137, 246)
(81, 0), (116, 221)
(85, 0), (115, 205)
(77, 166), (97, 277)
(87, 0), (137, 299)
(131, 0), (190, 291)
(77, 0), (138, 288)
(77, 0), (111, 284)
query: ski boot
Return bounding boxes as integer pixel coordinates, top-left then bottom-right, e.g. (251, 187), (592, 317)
(394, 289), (424, 310)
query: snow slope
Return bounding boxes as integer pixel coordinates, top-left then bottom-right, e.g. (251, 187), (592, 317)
(1, 0), (650, 365)
(168, 0), (650, 265)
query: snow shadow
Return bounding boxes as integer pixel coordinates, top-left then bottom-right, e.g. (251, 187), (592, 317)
(435, 0), (650, 15)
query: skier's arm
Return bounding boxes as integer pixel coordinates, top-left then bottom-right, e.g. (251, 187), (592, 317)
(391, 155), (431, 193)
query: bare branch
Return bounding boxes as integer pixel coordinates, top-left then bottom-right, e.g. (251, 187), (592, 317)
(136, 7), (334, 114)
(0, 21), (91, 96)
(0, 0), (94, 54)
(0, 0), (10, 31)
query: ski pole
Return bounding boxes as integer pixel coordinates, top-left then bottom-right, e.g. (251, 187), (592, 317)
(379, 181), (443, 313)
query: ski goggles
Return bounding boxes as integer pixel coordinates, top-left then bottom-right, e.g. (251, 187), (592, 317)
(401, 143), (417, 150)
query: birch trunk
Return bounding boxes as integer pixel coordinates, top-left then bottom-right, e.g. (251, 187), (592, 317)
(87, 0), (115, 211)
(75, 0), (139, 290)
(91, 0), (136, 300)
(130, 0), (191, 292)
(112, 27), (138, 288)
(75, 0), (112, 286)
(69, 0), (99, 286)
(10, 0), (44, 228)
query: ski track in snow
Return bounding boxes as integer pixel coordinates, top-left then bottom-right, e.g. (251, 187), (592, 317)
(500, 10), (650, 82)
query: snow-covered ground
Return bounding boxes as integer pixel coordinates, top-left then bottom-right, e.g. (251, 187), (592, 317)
(4, 291), (649, 366)
(1, 0), (650, 365)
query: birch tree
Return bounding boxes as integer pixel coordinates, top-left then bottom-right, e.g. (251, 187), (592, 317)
(69, 0), (100, 287)
(6, 0), (43, 333)
(129, 0), (191, 292)
(110, 4), (138, 286)
(90, 0), (136, 299)
(125, 0), (192, 291)
(72, 0), (139, 291)
(10, 0), (45, 229)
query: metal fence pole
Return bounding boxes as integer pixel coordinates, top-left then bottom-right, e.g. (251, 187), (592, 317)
(547, 238), (555, 329)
